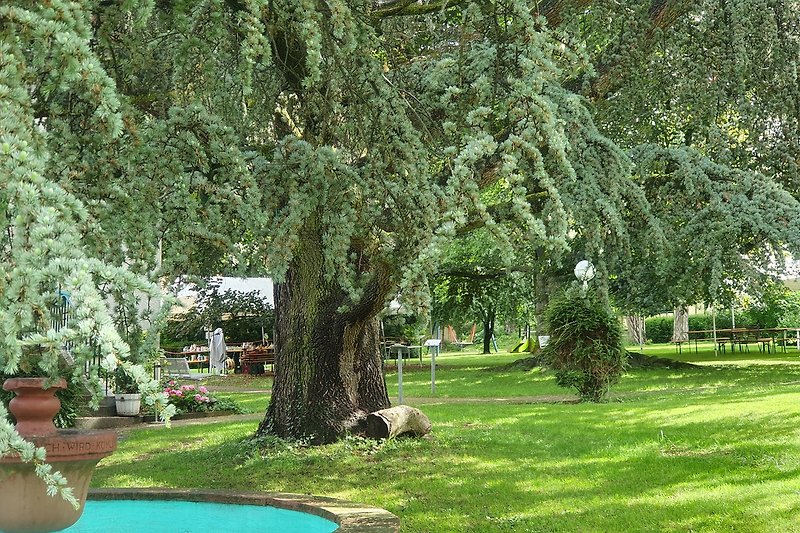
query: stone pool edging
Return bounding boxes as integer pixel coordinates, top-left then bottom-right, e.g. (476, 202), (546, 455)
(89, 488), (400, 532)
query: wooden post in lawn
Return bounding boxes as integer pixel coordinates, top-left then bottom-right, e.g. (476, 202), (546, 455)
(712, 304), (718, 355)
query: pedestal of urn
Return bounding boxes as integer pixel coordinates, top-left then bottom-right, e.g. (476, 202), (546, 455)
(0, 377), (118, 533)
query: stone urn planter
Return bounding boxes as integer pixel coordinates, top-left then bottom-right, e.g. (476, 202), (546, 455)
(114, 393), (141, 416)
(0, 377), (117, 533)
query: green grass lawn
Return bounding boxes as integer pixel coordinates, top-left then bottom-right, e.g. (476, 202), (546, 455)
(93, 344), (800, 532)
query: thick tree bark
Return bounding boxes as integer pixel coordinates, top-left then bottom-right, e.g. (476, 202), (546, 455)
(482, 308), (495, 354)
(672, 306), (689, 342)
(625, 315), (646, 345)
(257, 225), (391, 444)
(534, 254), (560, 350)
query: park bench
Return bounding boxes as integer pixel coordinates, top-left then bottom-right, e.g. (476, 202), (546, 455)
(757, 337), (774, 353)
(776, 336), (800, 351)
(733, 336), (759, 352)
(671, 339), (687, 354)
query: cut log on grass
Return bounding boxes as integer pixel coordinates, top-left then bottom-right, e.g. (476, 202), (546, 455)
(366, 405), (432, 439)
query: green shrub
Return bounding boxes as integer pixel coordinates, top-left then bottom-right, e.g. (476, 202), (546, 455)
(645, 312), (754, 343)
(540, 290), (626, 402)
(742, 284), (800, 328)
(644, 316), (673, 343)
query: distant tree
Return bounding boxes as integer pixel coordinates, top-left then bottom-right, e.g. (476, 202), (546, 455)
(741, 281), (800, 329)
(165, 282), (273, 344)
(433, 231), (535, 354)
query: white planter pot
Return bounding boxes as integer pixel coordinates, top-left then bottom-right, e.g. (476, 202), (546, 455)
(115, 393), (141, 416)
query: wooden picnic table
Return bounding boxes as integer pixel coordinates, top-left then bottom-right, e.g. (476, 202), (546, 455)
(240, 345), (276, 374)
(688, 327), (797, 353)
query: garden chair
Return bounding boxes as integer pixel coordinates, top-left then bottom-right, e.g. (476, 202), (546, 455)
(162, 357), (203, 381)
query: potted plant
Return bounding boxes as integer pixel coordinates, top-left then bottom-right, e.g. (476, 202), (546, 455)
(113, 367), (142, 416)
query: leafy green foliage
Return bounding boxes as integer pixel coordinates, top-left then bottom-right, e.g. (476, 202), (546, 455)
(643, 317), (674, 344)
(381, 313), (428, 344)
(541, 290), (626, 401)
(741, 283), (800, 329)
(113, 367), (139, 394)
(432, 229), (535, 352)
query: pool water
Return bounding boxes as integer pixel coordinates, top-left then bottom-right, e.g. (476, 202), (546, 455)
(62, 500), (339, 532)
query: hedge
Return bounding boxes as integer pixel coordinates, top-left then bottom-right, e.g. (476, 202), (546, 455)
(644, 313), (754, 343)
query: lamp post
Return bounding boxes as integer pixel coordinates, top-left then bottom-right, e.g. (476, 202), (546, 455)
(574, 260), (596, 294)
(204, 324), (213, 373)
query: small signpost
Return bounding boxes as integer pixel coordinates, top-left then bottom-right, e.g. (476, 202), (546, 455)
(424, 339), (441, 394)
(389, 344), (409, 404)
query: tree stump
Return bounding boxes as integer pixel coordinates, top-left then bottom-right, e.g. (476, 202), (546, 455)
(365, 405), (432, 439)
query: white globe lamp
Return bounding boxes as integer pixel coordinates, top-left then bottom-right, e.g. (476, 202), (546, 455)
(574, 260), (596, 292)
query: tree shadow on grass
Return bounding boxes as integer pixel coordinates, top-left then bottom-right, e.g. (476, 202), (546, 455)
(93, 384), (800, 532)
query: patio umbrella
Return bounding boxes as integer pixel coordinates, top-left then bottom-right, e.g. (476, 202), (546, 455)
(210, 328), (227, 374)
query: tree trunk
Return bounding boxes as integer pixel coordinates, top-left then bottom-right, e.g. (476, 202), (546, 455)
(673, 306), (689, 342)
(482, 309), (495, 354)
(534, 259), (559, 351)
(257, 226), (391, 444)
(625, 315), (646, 345)
(365, 405), (432, 439)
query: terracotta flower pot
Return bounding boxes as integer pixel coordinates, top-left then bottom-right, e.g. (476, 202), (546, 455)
(0, 377), (117, 533)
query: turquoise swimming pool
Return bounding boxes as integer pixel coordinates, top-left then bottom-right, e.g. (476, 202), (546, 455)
(63, 500), (338, 532)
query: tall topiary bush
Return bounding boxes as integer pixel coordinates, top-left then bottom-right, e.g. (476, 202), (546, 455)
(541, 290), (626, 402)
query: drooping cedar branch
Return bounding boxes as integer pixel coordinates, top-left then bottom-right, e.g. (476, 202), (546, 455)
(373, 0), (693, 101)
(533, 0), (592, 27)
(587, 0), (694, 100)
(455, 191), (550, 236)
(373, 0), (588, 26)
(372, 0), (467, 18)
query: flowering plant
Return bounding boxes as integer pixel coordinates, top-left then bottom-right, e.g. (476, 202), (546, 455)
(163, 381), (217, 413)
